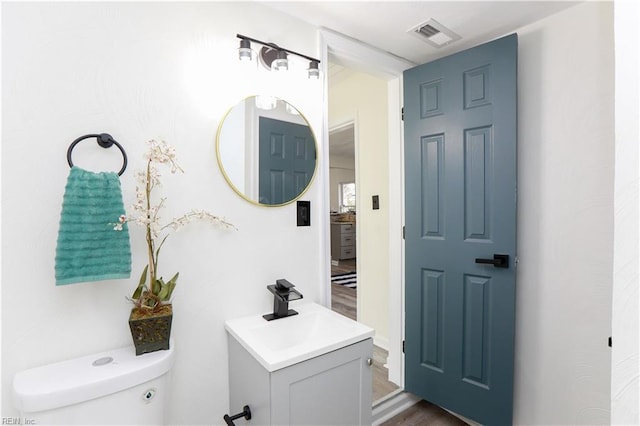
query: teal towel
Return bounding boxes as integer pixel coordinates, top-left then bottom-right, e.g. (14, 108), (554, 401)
(55, 167), (131, 285)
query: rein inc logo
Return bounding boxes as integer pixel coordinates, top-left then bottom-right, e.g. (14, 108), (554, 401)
(2, 419), (35, 425)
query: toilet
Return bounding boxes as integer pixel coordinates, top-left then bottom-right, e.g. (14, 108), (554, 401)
(12, 341), (174, 425)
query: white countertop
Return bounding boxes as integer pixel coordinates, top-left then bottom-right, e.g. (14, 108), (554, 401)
(225, 302), (374, 372)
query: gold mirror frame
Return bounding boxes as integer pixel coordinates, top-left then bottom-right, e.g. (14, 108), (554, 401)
(216, 96), (318, 207)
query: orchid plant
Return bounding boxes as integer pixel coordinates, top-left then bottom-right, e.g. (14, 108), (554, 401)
(115, 139), (234, 314)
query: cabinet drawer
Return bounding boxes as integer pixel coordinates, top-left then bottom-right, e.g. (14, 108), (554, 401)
(340, 246), (356, 259)
(335, 223), (354, 233)
(340, 234), (355, 246)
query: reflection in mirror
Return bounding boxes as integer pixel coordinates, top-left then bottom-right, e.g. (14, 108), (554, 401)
(216, 96), (317, 206)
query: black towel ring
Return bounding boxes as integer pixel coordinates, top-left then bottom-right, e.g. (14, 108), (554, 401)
(66, 133), (128, 176)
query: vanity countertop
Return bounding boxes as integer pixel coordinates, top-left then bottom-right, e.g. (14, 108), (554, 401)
(224, 302), (374, 372)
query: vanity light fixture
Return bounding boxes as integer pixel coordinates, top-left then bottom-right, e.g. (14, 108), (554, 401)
(307, 60), (320, 79)
(238, 38), (254, 61)
(236, 34), (321, 79)
(273, 50), (288, 72)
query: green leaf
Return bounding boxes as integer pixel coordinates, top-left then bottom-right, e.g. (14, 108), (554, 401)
(157, 282), (169, 300)
(156, 272), (179, 301)
(154, 235), (170, 272)
(138, 265), (149, 286)
(165, 272), (179, 300)
(153, 278), (165, 296)
(132, 265), (149, 299)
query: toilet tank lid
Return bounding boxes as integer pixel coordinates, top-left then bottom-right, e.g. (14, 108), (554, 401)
(12, 340), (174, 413)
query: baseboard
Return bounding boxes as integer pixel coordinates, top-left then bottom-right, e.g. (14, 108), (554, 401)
(372, 390), (421, 425)
(373, 335), (389, 352)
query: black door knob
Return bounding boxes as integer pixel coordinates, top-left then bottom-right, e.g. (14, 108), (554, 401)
(475, 254), (509, 268)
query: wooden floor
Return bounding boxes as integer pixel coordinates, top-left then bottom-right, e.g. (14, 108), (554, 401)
(330, 283), (357, 320)
(332, 282), (399, 401)
(331, 258), (467, 426)
(380, 400), (469, 426)
(330, 258), (399, 402)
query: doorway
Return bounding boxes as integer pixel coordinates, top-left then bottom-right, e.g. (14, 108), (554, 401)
(329, 121), (358, 320)
(327, 59), (400, 404)
(320, 28), (414, 421)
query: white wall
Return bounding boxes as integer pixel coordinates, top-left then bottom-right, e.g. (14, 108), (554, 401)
(612, 0), (640, 424)
(1, 2), (324, 424)
(329, 72), (390, 347)
(514, 2), (615, 424)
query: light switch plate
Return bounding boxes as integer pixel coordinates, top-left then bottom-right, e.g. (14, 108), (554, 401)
(297, 200), (311, 226)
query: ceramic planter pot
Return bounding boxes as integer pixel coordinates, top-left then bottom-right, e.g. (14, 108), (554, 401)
(128, 304), (173, 355)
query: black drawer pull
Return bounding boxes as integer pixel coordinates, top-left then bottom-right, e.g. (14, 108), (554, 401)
(224, 405), (251, 425)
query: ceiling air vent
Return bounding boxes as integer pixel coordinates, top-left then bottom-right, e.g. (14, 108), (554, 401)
(408, 19), (461, 48)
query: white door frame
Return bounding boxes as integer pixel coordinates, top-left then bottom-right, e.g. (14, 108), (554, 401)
(319, 28), (414, 387)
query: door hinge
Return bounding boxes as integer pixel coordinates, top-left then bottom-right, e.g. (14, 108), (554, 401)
(402, 226), (405, 239)
(608, 336), (612, 347)
(401, 106), (404, 121)
(402, 340), (405, 353)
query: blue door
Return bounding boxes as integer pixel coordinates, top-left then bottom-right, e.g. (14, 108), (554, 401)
(404, 34), (517, 425)
(259, 117), (315, 205)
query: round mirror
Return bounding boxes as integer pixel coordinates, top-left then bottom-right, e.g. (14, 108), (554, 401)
(216, 96), (317, 206)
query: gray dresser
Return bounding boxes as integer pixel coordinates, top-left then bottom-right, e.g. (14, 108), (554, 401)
(331, 222), (356, 260)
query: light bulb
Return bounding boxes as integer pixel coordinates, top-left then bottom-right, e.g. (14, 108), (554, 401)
(272, 50), (288, 72)
(238, 39), (254, 61)
(308, 60), (320, 79)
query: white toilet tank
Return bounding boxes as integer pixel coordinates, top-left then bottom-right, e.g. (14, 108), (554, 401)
(12, 341), (174, 425)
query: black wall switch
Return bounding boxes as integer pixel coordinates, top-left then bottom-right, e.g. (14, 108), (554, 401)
(372, 195), (380, 210)
(297, 200), (311, 226)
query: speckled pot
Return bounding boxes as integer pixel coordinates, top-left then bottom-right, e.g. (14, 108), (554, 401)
(128, 305), (172, 356)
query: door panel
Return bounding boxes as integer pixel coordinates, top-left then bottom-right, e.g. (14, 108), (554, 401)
(259, 117), (315, 205)
(404, 34), (517, 425)
(464, 126), (492, 240)
(421, 134), (445, 238)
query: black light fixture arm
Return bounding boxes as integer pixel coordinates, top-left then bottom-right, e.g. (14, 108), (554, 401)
(236, 34), (320, 64)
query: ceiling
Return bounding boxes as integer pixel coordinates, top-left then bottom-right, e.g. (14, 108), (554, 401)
(329, 124), (356, 161)
(262, 1), (581, 66)
(262, 1), (582, 161)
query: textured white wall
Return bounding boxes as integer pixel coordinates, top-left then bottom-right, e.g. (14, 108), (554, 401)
(612, 0), (640, 424)
(1, 2), (323, 424)
(514, 2), (615, 424)
(329, 71), (390, 347)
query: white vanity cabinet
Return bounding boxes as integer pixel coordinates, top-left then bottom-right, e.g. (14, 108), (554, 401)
(227, 335), (373, 425)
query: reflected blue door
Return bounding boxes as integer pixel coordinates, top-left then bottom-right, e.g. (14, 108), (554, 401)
(259, 117), (315, 205)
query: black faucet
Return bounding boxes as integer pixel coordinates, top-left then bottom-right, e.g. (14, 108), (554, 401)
(262, 279), (303, 321)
